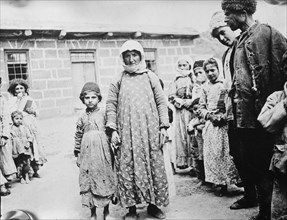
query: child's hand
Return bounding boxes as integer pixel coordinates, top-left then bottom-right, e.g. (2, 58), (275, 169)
(0, 137), (7, 147)
(111, 131), (121, 147)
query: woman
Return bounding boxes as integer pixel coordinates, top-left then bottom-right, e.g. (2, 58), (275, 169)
(106, 40), (169, 220)
(168, 56), (194, 170)
(7, 79), (46, 178)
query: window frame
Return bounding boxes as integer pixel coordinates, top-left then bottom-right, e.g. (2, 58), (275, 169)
(4, 49), (30, 83)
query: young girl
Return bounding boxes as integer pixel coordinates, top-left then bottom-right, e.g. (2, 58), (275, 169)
(10, 111), (33, 184)
(168, 56), (194, 170)
(199, 58), (240, 196)
(74, 82), (116, 220)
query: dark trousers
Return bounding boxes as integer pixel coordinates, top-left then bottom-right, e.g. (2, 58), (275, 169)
(228, 124), (274, 217)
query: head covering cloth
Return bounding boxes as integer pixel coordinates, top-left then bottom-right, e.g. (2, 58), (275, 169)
(175, 55), (193, 78)
(120, 40), (147, 74)
(209, 11), (228, 37)
(79, 82), (102, 103)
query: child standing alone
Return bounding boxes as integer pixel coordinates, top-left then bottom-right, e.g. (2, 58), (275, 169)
(10, 110), (33, 184)
(74, 82), (116, 220)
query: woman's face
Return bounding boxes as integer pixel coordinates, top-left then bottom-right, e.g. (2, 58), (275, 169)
(213, 26), (235, 47)
(178, 60), (190, 71)
(205, 64), (219, 83)
(123, 50), (141, 66)
(15, 84), (25, 96)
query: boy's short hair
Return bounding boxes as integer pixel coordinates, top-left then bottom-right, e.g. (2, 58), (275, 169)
(190, 98), (200, 109)
(203, 58), (219, 72)
(193, 60), (205, 72)
(11, 110), (23, 119)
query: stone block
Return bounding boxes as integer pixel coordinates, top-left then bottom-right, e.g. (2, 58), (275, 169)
(31, 70), (51, 79)
(40, 99), (56, 108)
(30, 50), (43, 59)
(99, 40), (116, 48)
(36, 40), (56, 48)
(167, 48), (176, 56)
(99, 68), (116, 76)
(98, 49), (110, 57)
(45, 49), (57, 59)
(57, 69), (71, 78)
(48, 79), (72, 89)
(56, 97), (73, 106)
(32, 80), (47, 90)
(62, 88), (73, 97)
(45, 60), (62, 68)
(43, 90), (61, 98)
(29, 90), (43, 99)
(102, 57), (117, 67)
(58, 49), (70, 58)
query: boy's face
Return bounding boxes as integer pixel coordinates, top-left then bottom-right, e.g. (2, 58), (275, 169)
(13, 115), (23, 126)
(213, 26), (235, 47)
(84, 91), (99, 109)
(205, 64), (219, 83)
(192, 104), (200, 116)
(194, 67), (206, 83)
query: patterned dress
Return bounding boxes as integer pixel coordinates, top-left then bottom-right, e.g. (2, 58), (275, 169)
(168, 76), (193, 167)
(74, 108), (116, 208)
(106, 71), (169, 208)
(199, 80), (240, 185)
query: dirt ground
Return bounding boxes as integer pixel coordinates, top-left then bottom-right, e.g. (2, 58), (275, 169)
(1, 115), (258, 220)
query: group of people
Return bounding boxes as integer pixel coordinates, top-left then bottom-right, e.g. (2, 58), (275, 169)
(1, 0), (286, 220)
(0, 78), (46, 197)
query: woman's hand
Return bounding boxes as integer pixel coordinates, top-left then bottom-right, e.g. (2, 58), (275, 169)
(160, 128), (169, 148)
(111, 131), (121, 148)
(25, 107), (35, 115)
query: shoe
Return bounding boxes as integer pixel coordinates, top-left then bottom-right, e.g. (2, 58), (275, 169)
(5, 182), (12, 188)
(0, 188), (11, 196)
(124, 206), (138, 220)
(230, 197), (258, 210)
(33, 173), (40, 178)
(147, 204), (166, 219)
(214, 185), (227, 197)
(249, 213), (270, 220)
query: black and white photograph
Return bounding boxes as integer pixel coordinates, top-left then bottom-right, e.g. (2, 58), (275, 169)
(0, 0), (287, 219)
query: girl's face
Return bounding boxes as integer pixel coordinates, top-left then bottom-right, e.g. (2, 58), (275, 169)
(213, 26), (235, 47)
(15, 84), (25, 96)
(84, 91), (99, 109)
(194, 67), (207, 83)
(205, 64), (219, 83)
(13, 115), (23, 127)
(192, 104), (200, 116)
(178, 60), (190, 71)
(123, 50), (141, 66)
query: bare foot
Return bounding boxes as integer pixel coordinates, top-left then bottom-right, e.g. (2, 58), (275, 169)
(20, 178), (26, 184)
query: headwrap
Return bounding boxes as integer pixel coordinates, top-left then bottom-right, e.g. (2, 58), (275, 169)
(221, 0), (257, 15)
(209, 11), (227, 37)
(7, 78), (29, 95)
(175, 55), (193, 78)
(193, 60), (205, 71)
(79, 82), (102, 102)
(120, 40), (147, 74)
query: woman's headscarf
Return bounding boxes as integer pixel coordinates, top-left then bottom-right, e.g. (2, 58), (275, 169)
(175, 55), (193, 78)
(120, 40), (147, 74)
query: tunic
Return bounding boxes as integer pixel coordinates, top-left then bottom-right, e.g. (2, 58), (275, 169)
(74, 108), (116, 208)
(8, 95), (46, 165)
(0, 96), (17, 177)
(106, 71), (169, 207)
(168, 76), (193, 167)
(199, 80), (240, 185)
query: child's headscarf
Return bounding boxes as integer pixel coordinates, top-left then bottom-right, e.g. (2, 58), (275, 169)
(175, 55), (193, 78)
(209, 11), (227, 38)
(120, 40), (147, 74)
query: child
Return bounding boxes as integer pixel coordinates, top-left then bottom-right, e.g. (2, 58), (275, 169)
(257, 53), (287, 220)
(168, 56), (194, 170)
(187, 98), (206, 184)
(10, 110), (33, 184)
(74, 82), (116, 220)
(191, 60), (207, 101)
(199, 58), (240, 197)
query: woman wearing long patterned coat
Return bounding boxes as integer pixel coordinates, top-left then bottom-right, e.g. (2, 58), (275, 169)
(106, 40), (169, 220)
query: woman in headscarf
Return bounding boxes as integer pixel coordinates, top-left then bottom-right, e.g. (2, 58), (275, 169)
(106, 40), (169, 220)
(7, 79), (47, 178)
(168, 56), (194, 171)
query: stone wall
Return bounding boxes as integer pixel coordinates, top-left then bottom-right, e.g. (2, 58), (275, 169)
(0, 36), (224, 118)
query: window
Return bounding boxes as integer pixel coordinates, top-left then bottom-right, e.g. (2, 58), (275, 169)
(6, 51), (29, 81)
(144, 49), (157, 73)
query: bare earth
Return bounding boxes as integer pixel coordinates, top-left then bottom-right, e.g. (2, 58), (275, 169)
(1, 115), (258, 220)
